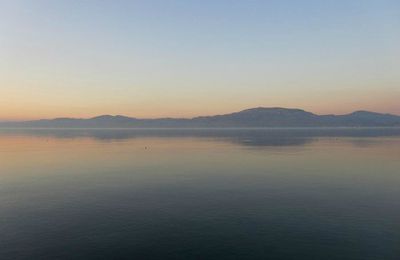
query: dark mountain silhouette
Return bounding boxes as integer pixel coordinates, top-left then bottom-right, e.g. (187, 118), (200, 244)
(1, 107), (399, 128)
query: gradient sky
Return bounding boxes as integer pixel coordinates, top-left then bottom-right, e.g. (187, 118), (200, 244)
(1, 0), (399, 120)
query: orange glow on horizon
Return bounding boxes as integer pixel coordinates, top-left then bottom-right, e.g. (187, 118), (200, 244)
(1, 101), (399, 121)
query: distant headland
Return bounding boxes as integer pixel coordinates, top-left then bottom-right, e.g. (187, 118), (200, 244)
(1, 107), (400, 128)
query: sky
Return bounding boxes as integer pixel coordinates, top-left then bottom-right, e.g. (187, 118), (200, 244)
(1, 0), (399, 120)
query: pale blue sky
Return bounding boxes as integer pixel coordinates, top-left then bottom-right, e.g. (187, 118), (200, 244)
(1, 0), (399, 119)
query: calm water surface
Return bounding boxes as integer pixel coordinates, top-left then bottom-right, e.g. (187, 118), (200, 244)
(0, 128), (399, 259)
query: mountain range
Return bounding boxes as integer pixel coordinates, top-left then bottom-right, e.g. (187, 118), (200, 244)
(1, 107), (400, 128)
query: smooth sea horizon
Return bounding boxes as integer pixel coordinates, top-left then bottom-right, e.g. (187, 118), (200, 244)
(1, 128), (399, 259)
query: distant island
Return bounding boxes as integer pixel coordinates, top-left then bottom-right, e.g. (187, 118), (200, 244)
(1, 107), (400, 128)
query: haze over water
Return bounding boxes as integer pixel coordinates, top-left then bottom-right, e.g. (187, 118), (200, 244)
(1, 128), (399, 259)
(2, 1), (400, 259)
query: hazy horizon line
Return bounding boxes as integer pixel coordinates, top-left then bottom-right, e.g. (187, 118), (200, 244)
(2, 106), (399, 122)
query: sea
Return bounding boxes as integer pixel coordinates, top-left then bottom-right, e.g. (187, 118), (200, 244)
(1, 128), (399, 259)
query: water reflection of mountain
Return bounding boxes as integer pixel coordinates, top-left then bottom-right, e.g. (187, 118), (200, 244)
(1, 128), (400, 148)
